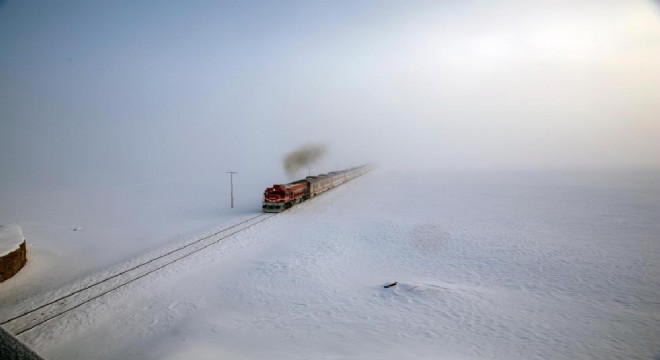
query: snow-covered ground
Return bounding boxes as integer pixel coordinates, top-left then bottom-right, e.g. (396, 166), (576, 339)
(0, 175), (270, 307)
(1, 169), (660, 359)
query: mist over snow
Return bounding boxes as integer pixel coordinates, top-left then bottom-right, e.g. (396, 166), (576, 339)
(1, 1), (660, 359)
(1, 0), (659, 193)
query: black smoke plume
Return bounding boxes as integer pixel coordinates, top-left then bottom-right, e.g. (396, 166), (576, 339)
(283, 144), (327, 176)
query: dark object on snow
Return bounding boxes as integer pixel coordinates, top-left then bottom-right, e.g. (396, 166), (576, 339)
(384, 281), (398, 288)
(0, 325), (46, 360)
(0, 225), (27, 283)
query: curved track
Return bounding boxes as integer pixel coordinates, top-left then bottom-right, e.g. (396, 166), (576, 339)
(1, 213), (277, 336)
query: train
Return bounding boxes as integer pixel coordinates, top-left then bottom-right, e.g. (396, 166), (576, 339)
(262, 165), (373, 212)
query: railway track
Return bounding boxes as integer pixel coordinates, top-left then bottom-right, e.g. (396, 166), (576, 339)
(1, 212), (277, 336)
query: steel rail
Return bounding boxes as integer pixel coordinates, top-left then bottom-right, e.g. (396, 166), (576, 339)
(2, 213), (275, 333)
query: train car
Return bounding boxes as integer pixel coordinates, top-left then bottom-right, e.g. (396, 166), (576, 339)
(327, 171), (347, 186)
(317, 174), (333, 192)
(305, 176), (324, 198)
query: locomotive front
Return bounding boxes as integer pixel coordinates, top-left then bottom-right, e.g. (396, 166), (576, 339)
(262, 181), (309, 212)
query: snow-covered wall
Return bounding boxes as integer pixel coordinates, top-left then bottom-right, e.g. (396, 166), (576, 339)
(0, 225), (27, 282)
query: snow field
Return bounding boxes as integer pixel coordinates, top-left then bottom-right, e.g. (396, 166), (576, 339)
(5, 170), (660, 359)
(0, 178), (266, 309)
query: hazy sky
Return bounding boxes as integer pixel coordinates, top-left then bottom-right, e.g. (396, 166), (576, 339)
(1, 0), (659, 190)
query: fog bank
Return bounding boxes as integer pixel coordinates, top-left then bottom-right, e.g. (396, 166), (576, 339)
(1, 0), (659, 194)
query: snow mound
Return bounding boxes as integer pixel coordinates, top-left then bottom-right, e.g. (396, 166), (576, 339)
(0, 224), (25, 257)
(391, 282), (452, 296)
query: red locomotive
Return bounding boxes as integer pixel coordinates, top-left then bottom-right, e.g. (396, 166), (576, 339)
(262, 165), (372, 212)
(263, 181), (309, 210)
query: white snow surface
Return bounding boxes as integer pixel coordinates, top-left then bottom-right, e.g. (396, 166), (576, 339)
(1, 169), (660, 359)
(0, 224), (25, 257)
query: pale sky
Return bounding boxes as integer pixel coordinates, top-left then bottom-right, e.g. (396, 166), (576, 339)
(1, 0), (659, 190)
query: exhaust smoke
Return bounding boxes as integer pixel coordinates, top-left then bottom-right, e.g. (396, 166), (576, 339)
(283, 144), (327, 177)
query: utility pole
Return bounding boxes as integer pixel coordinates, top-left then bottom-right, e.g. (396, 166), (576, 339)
(227, 171), (238, 208)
